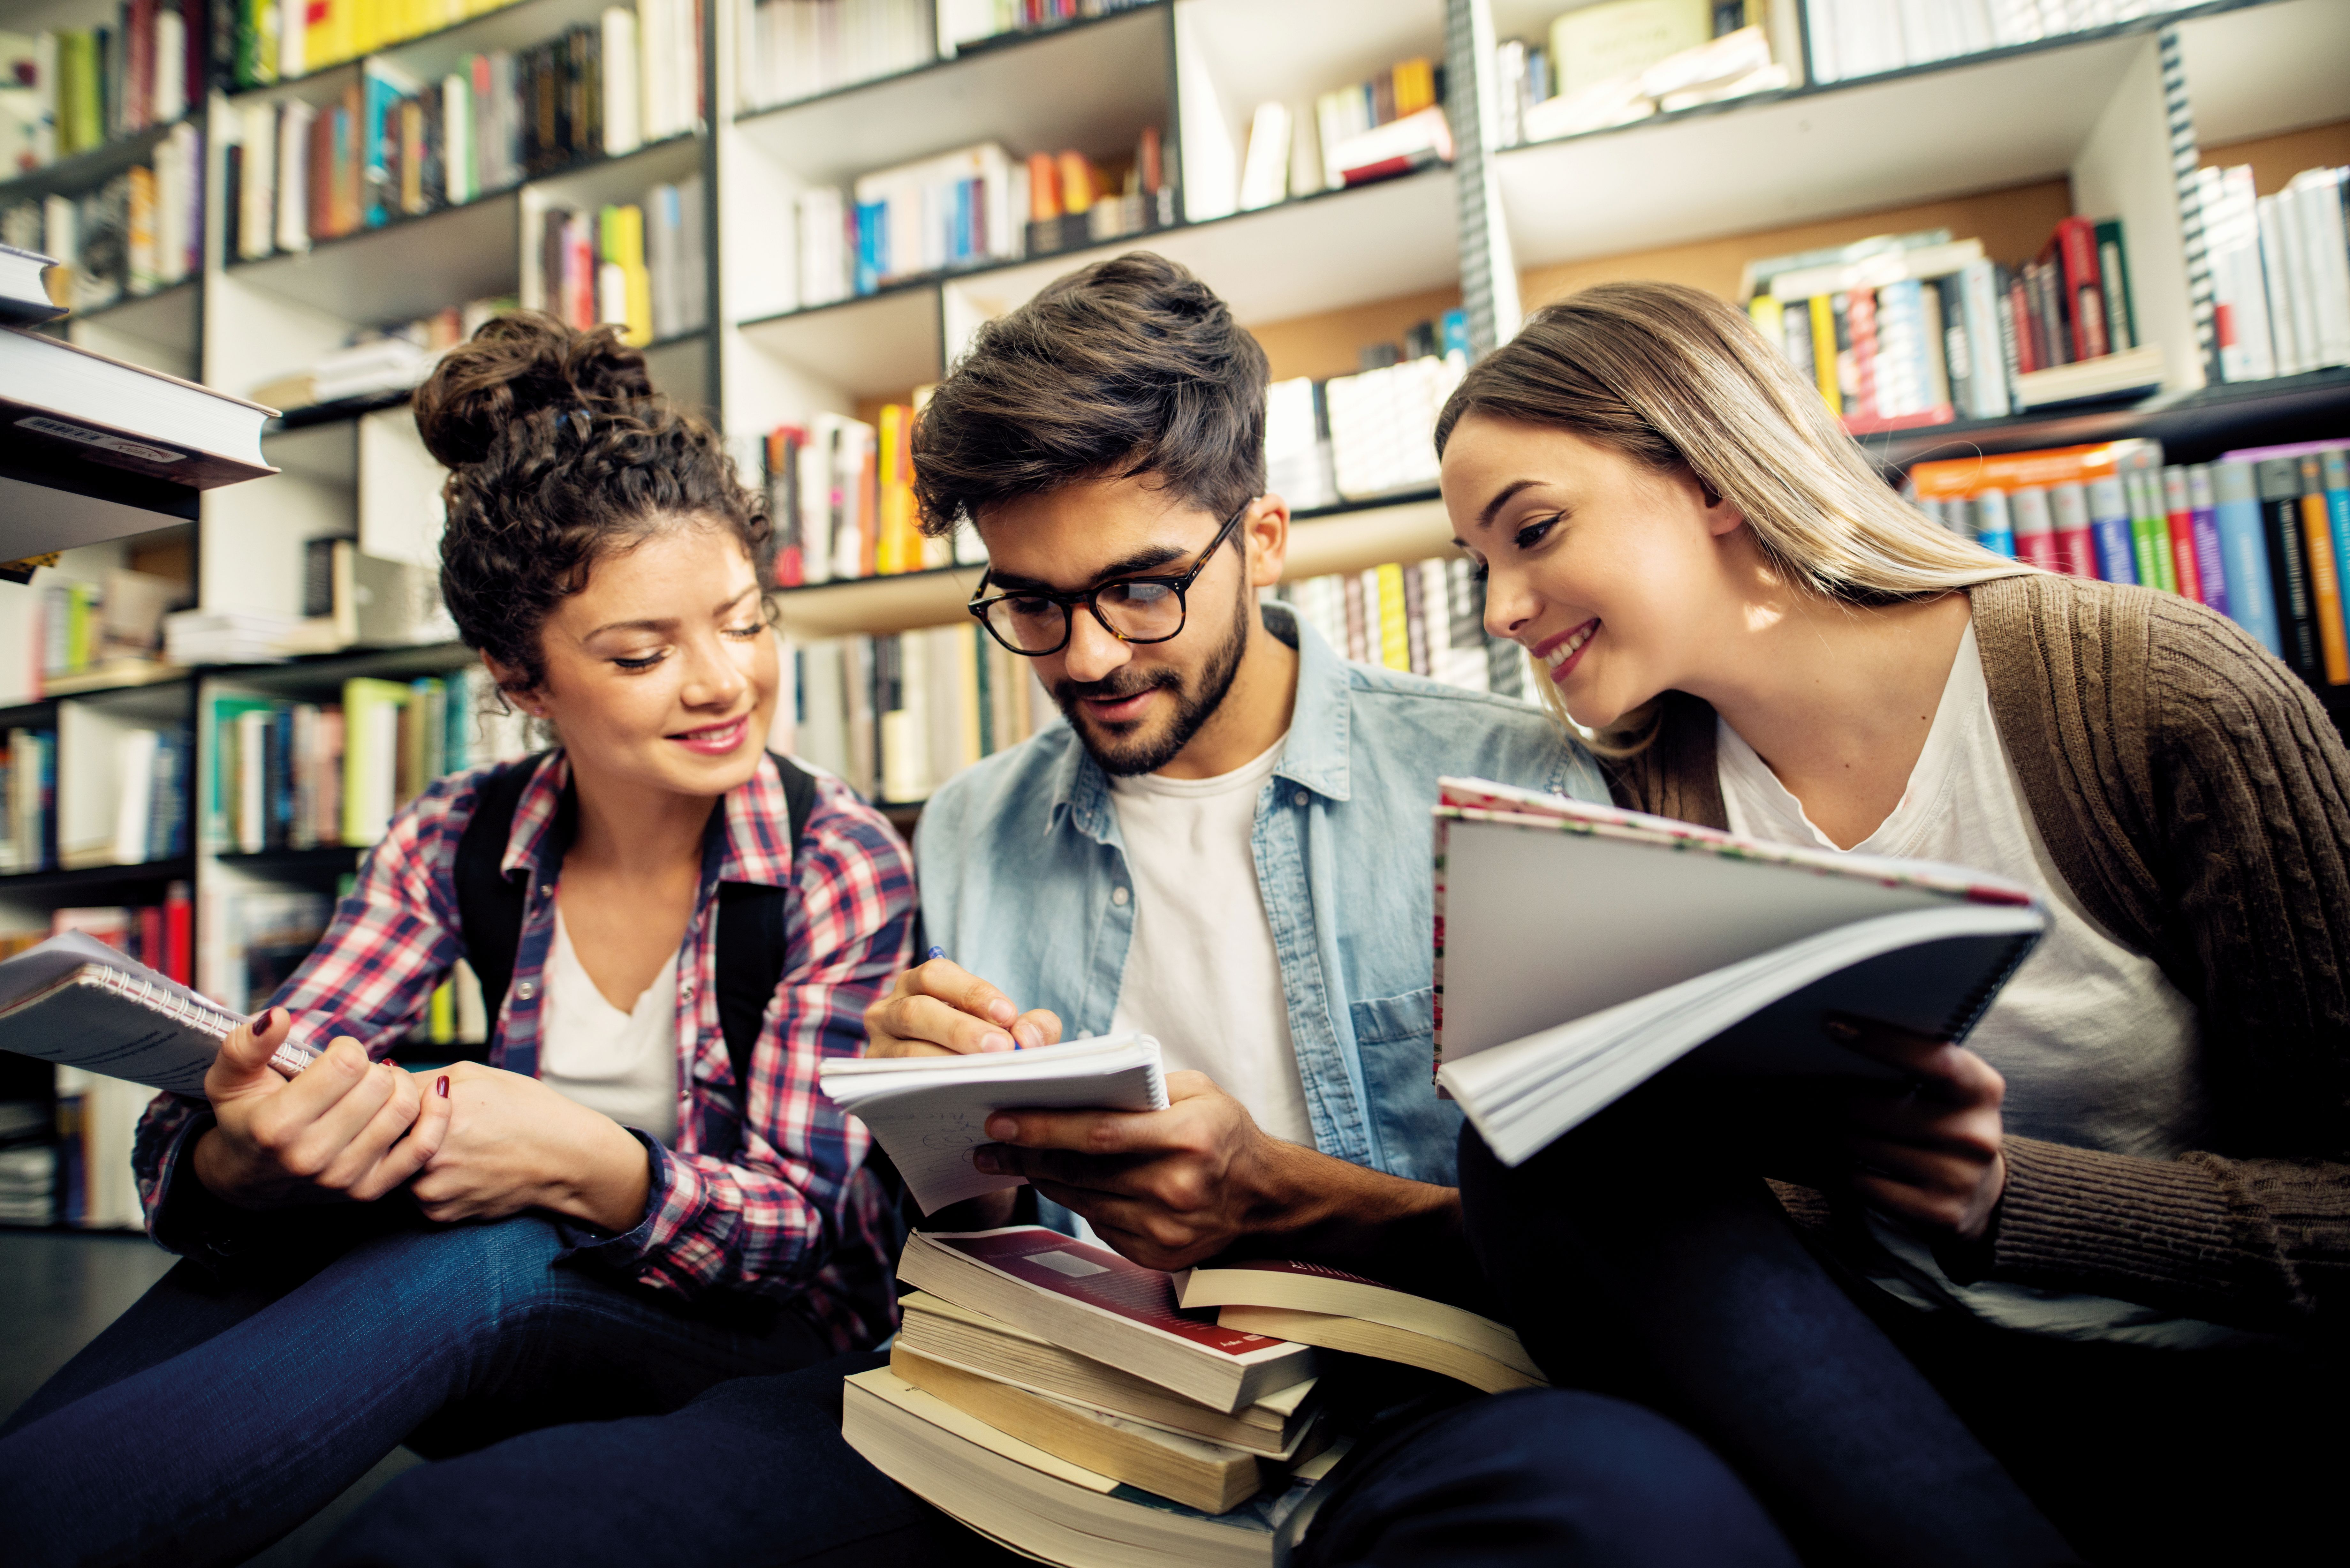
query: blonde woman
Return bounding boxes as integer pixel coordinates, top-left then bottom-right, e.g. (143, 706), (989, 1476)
(1435, 283), (2347, 1566)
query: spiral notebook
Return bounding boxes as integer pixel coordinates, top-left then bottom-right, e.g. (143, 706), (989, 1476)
(1431, 778), (2048, 1166)
(0, 932), (314, 1096)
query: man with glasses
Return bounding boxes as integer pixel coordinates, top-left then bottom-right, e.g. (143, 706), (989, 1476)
(867, 252), (1603, 1278)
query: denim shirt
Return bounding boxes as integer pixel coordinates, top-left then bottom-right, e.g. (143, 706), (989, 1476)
(914, 603), (1609, 1189)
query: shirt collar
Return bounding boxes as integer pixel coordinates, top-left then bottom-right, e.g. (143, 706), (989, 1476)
(1046, 600), (1354, 843)
(502, 749), (795, 889)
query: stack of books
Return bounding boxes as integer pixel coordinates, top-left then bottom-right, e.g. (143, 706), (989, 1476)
(850, 1223), (1551, 1566)
(850, 1226), (1335, 1568)
(1914, 437), (2350, 693)
(244, 294), (512, 414)
(1499, 2), (1794, 148)
(537, 177), (707, 347)
(0, 1141), (55, 1226)
(1803, 0), (2183, 84)
(2198, 162), (2350, 383)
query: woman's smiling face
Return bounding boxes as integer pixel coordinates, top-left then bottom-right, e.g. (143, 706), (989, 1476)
(1440, 412), (1744, 731)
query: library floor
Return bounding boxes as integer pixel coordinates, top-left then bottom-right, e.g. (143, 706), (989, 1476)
(0, 1230), (422, 1566)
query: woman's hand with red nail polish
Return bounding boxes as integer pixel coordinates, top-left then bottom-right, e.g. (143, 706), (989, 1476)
(191, 1011), (446, 1210)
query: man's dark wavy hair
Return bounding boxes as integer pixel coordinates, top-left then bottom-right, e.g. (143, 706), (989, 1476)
(911, 252), (1269, 536)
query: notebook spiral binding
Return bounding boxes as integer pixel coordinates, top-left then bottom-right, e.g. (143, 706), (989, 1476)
(1941, 928), (2045, 1044)
(85, 967), (241, 1040)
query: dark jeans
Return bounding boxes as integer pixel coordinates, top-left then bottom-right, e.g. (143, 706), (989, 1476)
(0, 1210), (833, 1568)
(1458, 1109), (2339, 1567)
(318, 1351), (1799, 1568)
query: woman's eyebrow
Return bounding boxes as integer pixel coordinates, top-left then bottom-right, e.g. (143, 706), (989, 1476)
(1476, 478), (1547, 531)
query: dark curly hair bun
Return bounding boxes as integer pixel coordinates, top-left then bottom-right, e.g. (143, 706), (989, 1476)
(417, 310), (770, 693)
(413, 311), (653, 471)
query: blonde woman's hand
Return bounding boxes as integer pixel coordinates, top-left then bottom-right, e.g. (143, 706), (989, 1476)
(192, 1008), (452, 1209)
(1823, 1013), (2007, 1243)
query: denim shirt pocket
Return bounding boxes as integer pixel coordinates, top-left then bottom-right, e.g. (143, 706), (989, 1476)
(1345, 986), (1460, 1185)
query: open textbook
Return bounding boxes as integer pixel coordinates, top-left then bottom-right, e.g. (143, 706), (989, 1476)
(1433, 778), (2047, 1166)
(0, 932), (313, 1095)
(820, 1032), (1168, 1213)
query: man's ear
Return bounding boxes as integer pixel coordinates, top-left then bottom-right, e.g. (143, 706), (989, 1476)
(1244, 494), (1290, 588)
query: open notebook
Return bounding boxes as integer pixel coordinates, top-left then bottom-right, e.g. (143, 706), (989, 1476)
(821, 1032), (1168, 1213)
(1432, 778), (2046, 1165)
(0, 932), (313, 1096)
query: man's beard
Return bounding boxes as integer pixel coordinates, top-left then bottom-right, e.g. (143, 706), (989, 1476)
(1052, 590), (1251, 778)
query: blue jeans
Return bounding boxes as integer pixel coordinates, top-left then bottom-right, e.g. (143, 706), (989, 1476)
(316, 1351), (1795, 1568)
(0, 1211), (833, 1568)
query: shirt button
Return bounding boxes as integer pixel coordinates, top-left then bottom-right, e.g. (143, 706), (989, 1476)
(1111, 886), (1130, 906)
(680, 980), (695, 999)
(1294, 790), (1308, 807)
(515, 980), (537, 1000)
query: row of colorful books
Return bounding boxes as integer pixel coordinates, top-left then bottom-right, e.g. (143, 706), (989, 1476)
(1803, 0), (2185, 84)
(217, 6), (698, 260)
(763, 404), (971, 588)
(935, 0), (1159, 54)
(737, 0), (929, 112)
(537, 177), (706, 348)
(1496, 5), (1791, 147)
(0, 124), (202, 312)
(1273, 556), (1531, 702)
(1747, 219), (2151, 432)
(1910, 436), (2350, 690)
(787, 625), (1057, 807)
(785, 125), (1169, 311)
(2200, 163), (2350, 383)
(0, 6), (204, 174)
(202, 668), (528, 855)
(845, 1225), (1544, 1567)
(0, 723), (192, 875)
(35, 566), (180, 680)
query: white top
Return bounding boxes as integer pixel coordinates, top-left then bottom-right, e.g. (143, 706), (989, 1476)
(1107, 734), (1317, 1149)
(1717, 621), (2232, 1346)
(537, 908), (681, 1146)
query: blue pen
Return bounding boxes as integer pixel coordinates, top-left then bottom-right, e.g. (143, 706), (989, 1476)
(925, 945), (1020, 1048)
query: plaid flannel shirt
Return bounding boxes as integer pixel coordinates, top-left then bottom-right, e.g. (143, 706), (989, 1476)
(131, 751), (916, 1352)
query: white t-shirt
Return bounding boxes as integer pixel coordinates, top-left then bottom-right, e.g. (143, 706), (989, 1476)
(1107, 735), (1317, 1148)
(1717, 621), (2233, 1345)
(538, 908), (681, 1146)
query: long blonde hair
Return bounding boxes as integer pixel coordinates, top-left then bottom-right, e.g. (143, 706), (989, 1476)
(1434, 280), (2029, 753)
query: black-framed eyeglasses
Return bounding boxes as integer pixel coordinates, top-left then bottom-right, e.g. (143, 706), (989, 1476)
(966, 503), (1249, 657)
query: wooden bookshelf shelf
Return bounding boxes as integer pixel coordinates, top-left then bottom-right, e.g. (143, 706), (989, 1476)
(213, 845), (369, 877)
(736, 288), (946, 400)
(39, 663), (190, 698)
(1861, 366), (2350, 471)
(0, 857), (194, 895)
(733, 4), (1171, 187)
(0, 113), (195, 204)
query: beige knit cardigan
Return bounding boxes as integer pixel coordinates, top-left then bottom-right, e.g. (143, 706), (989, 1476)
(1604, 572), (2350, 1338)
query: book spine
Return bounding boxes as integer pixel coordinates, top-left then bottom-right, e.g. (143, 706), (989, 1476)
(2161, 466), (2203, 606)
(2126, 467), (2172, 593)
(2084, 476), (2137, 584)
(2297, 454), (2349, 685)
(2255, 457), (2321, 681)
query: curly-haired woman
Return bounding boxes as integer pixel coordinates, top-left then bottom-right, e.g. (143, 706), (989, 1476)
(0, 314), (917, 1568)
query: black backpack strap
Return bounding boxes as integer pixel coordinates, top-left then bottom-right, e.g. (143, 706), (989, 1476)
(448, 751), (554, 1063)
(712, 755), (822, 1094)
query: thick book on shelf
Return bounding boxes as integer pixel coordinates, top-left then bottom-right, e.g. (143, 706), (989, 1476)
(1, 328), (277, 488)
(890, 1345), (1286, 1515)
(0, 931), (311, 1096)
(0, 244), (68, 325)
(820, 1032), (1166, 1213)
(897, 1292), (1319, 1459)
(1432, 779), (2047, 1167)
(841, 1366), (1342, 1568)
(1176, 1262), (1543, 1396)
(898, 1227), (1317, 1413)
